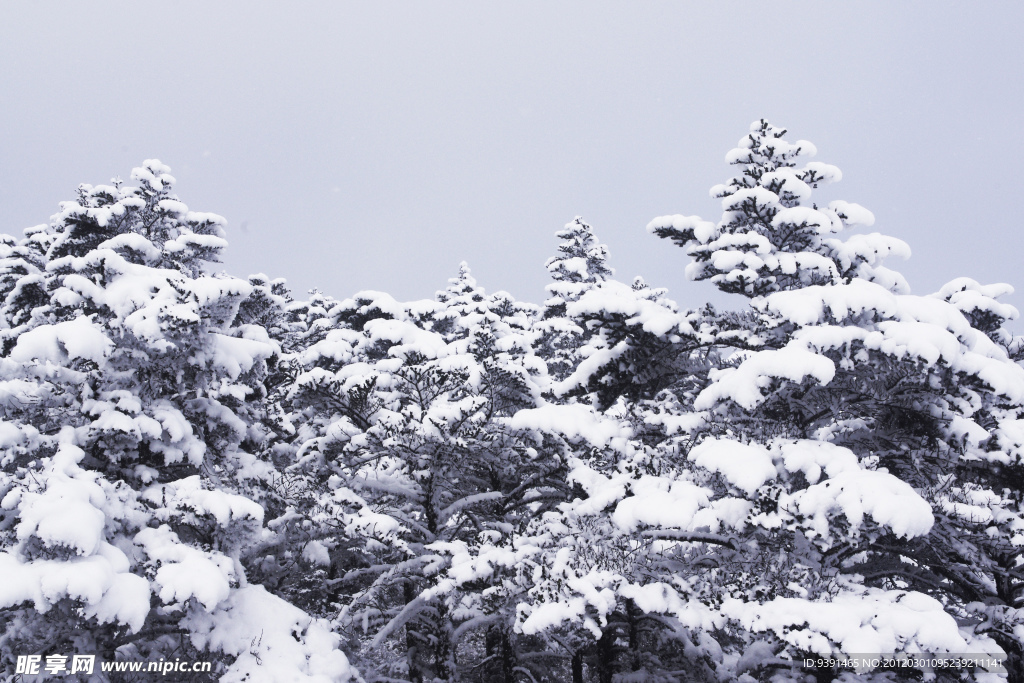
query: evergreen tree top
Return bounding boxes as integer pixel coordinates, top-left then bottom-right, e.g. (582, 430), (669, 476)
(648, 120), (907, 298)
(545, 216), (613, 285)
(437, 260), (484, 303)
(43, 159), (228, 278)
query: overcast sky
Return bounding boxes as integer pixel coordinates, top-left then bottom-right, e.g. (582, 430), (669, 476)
(2, 2), (1022, 317)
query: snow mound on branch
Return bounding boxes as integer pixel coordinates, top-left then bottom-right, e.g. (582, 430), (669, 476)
(427, 538), (531, 588)
(142, 475), (264, 526)
(518, 568), (620, 638)
(775, 439), (860, 482)
(763, 279), (897, 326)
(364, 319), (450, 359)
(828, 233), (908, 270)
(611, 476), (710, 532)
(694, 347), (835, 411)
(685, 438), (933, 538)
(298, 329), (362, 365)
(723, 588), (978, 666)
(10, 316), (112, 364)
(567, 280), (689, 337)
(302, 541), (332, 567)
(771, 206), (834, 234)
(795, 469), (934, 539)
(209, 332), (277, 380)
(184, 584), (360, 682)
(0, 551), (151, 633)
(0, 440), (152, 632)
(764, 280), (1024, 401)
(689, 438), (777, 495)
(994, 419), (1024, 464)
(934, 277), (1019, 321)
(566, 461), (631, 516)
(645, 214), (717, 244)
(827, 200), (875, 227)
(135, 525), (236, 611)
(13, 442), (106, 555)
(510, 403), (631, 449)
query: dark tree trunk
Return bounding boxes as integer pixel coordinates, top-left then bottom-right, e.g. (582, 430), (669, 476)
(500, 629), (516, 683)
(596, 628), (615, 683)
(571, 649), (584, 683)
(433, 602), (452, 681)
(404, 582), (423, 683)
(627, 600), (641, 672)
(992, 632), (1023, 683)
(993, 557), (1024, 683)
(485, 626), (500, 677)
(483, 626), (516, 682)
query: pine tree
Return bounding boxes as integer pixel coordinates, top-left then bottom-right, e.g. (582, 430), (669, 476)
(3, 124), (1023, 683)
(641, 122), (1018, 680)
(544, 217), (614, 308)
(536, 217), (614, 383)
(649, 119), (907, 298)
(283, 266), (564, 681)
(0, 162), (357, 681)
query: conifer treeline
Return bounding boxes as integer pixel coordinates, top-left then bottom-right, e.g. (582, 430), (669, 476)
(1, 123), (1022, 682)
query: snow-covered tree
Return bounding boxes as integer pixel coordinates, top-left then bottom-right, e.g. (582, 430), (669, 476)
(536, 217), (614, 383)
(641, 122), (1021, 681)
(544, 217), (614, 308)
(279, 267), (568, 681)
(649, 119), (908, 298)
(3, 124), (1023, 683)
(0, 162), (358, 681)
(548, 275), (713, 411)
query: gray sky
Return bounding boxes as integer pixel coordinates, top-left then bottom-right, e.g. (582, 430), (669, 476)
(2, 2), (1022, 317)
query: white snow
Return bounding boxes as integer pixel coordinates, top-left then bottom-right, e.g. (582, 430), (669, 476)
(302, 541), (332, 567)
(688, 438), (777, 495)
(135, 525), (235, 611)
(184, 584), (360, 682)
(10, 316), (113, 365)
(364, 318), (450, 359)
(645, 214), (718, 243)
(775, 439), (859, 483)
(143, 476), (264, 526)
(772, 206), (832, 234)
(14, 441), (106, 556)
(722, 587), (972, 664)
(794, 469), (934, 539)
(0, 551), (150, 632)
(510, 403), (632, 449)
(611, 476), (710, 532)
(828, 200), (875, 227)
(694, 347), (836, 411)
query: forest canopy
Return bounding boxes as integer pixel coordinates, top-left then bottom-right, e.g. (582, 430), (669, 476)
(1, 121), (1021, 682)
